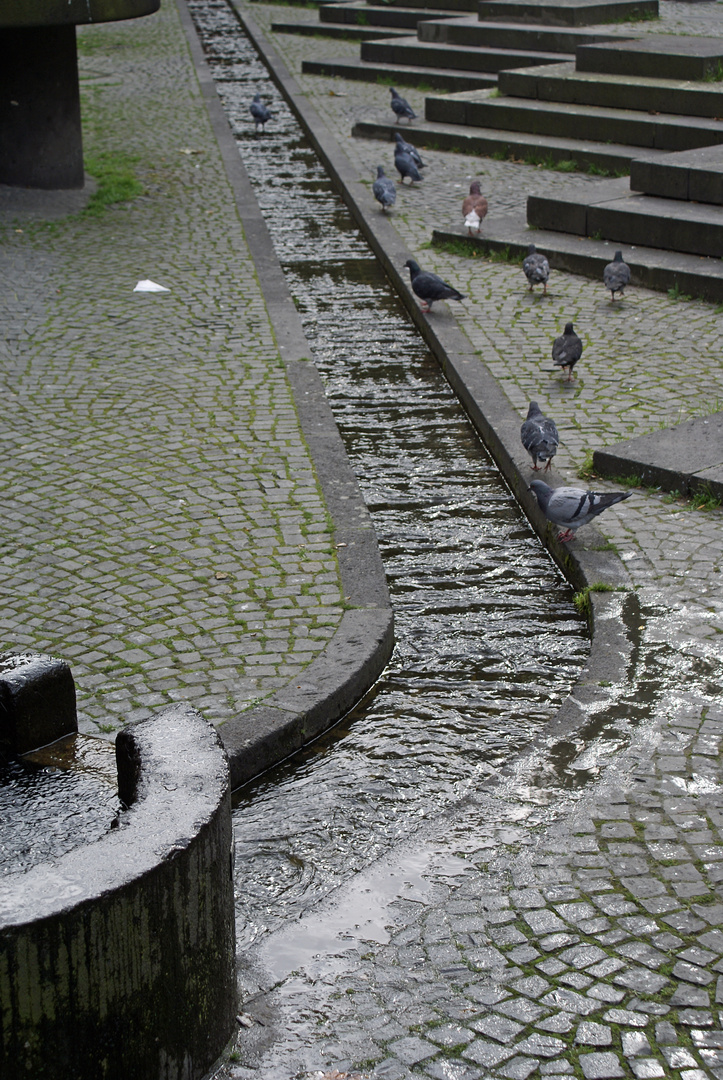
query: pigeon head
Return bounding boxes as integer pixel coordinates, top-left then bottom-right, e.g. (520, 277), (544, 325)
(404, 259), (420, 275)
(390, 88), (399, 97)
(564, 322), (574, 334)
(529, 479), (553, 509)
(613, 250), (623, 262)
(376, 165), (386, 177)
(469, 180), (482, 195)
(394, 132), (404, 144)
(527, 243), (537, 255)
(526, 401), (542, 418)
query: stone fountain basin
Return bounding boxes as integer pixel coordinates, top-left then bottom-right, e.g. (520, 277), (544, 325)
(0, 702), (237, 1080)
(0, 0), (159, 27)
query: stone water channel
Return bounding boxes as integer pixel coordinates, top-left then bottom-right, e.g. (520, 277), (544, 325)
(186, 4), (700, 1076)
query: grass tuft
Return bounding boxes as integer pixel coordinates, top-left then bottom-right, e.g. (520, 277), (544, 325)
(84, 151), (142, 214)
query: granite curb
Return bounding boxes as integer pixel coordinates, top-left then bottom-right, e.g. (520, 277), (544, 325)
(228, 1), (640, 753)
(178, 0), (394, 790)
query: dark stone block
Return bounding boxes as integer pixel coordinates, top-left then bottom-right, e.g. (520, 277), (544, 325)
(0, 651), (77, 755)
(577, 35), (723, 80)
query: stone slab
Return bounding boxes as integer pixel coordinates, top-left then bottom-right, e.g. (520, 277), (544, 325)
(360, 34), (570, 72)
(417, 14), (618, 49)
(477, 0), (658, 26)
(353, 115), (662, 171)
(321, 2), (456, 27)
(577, 34), (723, 80)
(424, 90), (723, 151)
(498, 61), (723, 118)
(432, 209), (723, 302)
(302, 55), (496, 90)
(630, 143), (723, 204)
(592, 414), (723, 500)
(527, 179), (723, 257)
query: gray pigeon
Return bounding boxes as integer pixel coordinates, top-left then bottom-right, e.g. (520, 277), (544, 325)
(394, 149), (422, 185)
(552, 322), (583, 381)
(521, 401), (559, 472)
(529, 480), (631, 542)
(250, 92), (272, 133)
(404, 259), (465, 313)
(603, 250), (631, 301)
(394, 132), (425, 168)
(390, 88), (416, 123)
(373, 165), (396, 212)
(523, 244), (550, 295)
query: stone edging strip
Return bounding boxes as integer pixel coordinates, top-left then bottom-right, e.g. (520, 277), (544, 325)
(226, 1), (642, 753)
(177, 0), (394, 790)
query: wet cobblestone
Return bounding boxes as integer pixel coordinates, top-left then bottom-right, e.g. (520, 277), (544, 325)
(218, 3), (723, 1077)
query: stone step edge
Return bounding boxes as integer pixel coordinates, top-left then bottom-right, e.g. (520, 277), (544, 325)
(271, 20), (410, 36)
(361, 34), (574, 63)
(432, 212), (723, 303)
(424, 89), (723, 134)
(351, 118), (662, 172)
(302, 57), (497, 89)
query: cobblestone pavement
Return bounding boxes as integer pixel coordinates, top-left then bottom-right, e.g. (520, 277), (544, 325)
(218, 4), (723, 1078)
(0, 1), (344, 737)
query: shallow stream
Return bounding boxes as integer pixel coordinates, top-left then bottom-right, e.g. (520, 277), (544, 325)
(187, 0), (592, 950)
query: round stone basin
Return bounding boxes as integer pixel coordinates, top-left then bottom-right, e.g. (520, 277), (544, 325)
(0, 1), (159, 27)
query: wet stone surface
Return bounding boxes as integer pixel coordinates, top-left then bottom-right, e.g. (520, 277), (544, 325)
(206, 1), (723, 1078)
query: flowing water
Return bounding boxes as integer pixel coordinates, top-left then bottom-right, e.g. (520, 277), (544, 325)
(188, 0), (591, 949)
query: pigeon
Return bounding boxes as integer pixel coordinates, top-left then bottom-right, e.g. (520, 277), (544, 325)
(603, 250), (631, 301)
(390, 88), (416, 124)
(462, 181), (488, 234)
(404, 259), (465, 313)
(394, 149), (422, 185)
(250, 93), (272, 133)
(394, 132), (425, 168)
(520, 401), (559, 472)
(529, 480), (632, 542)
(523, 244), (550, 295)
(372, 165), (397, 212)
(552, 322), (583, 381)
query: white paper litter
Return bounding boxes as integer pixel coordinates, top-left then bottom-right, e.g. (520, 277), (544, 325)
(134, 279), (170, 293)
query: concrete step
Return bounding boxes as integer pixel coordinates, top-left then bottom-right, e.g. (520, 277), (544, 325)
(360, 33), (571, 71)
(577, 33), (723, 80)
(418, 15), (619, 50)
(593, 414), (723, 501)
(375, 0), (478, 10)
(424, 90), (723, 151)
(352, 116), (667, 171)
(431, 210), (723, 302)
(630, 144), (723, 204)
(271, 19), (410, 37)
(301, 56), (497, 90)
(498, 61), (723, 119)
(527, 176), (723, 257)
(320, 3), (458, 29)
(476, 0), (658, 26)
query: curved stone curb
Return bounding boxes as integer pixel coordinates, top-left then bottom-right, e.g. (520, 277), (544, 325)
(226, 2), (641, 752)
(177, 0), (394, 791)
(0, 703), (235, 1080)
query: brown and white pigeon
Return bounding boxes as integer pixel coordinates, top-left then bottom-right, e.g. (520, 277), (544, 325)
(462, 181), (488, 234)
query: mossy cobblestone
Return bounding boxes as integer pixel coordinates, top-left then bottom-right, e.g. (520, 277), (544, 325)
(0, 0), (345, 736)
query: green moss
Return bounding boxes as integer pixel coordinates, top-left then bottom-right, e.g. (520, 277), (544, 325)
(84, 150), (143, 215)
